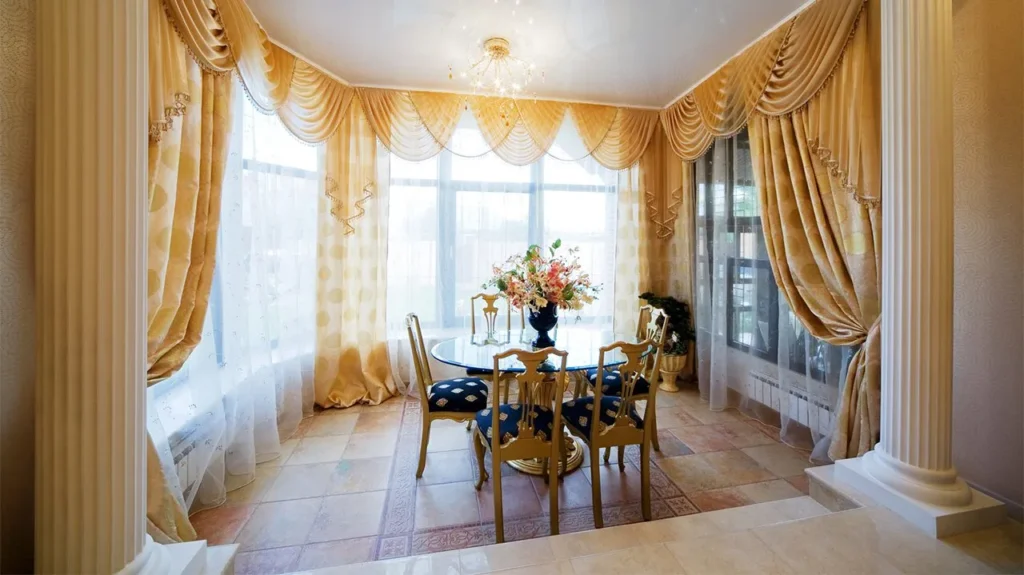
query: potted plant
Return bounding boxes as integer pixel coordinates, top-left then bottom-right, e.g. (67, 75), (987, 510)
(639, 292), (696, 392)
(485, 240), (600, 348)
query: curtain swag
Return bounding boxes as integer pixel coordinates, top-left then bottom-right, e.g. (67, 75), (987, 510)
(154, 0), (873, 235)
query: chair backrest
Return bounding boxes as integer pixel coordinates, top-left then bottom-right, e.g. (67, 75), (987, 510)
(590, 313), (668, 442)
(405, 313), (434, 400)
(635, 304), (654, 340)
(470, 293), (524, 335)
(488, 347), (567, 453)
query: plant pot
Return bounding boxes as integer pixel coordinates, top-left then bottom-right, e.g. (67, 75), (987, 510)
(658, 353), (686, 393)
(527, 301), (558, 348)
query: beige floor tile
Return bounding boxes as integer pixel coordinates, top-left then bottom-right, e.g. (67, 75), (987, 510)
(426, 424), (475, 452)
(226, 465), (281, 505)
(736, 478), (804, 504)
(326, 456), (393, 495)
(262, 439), (299, 468)
(354, 412), (404, 435)
(263, 463), (336, 502)
(305, 411), (360, 437)
(341, 432), (399, 460)
(307, 491), (387, 543)
(658, 450), (775, 493)
(459, 538), (556, 575)
(688, 486), (753, 512)
(323, 551), (461, 575)
(418, 449), (474, 485)
(549, 523), (641, 559)
(632, 511), (724, 543)
(286, 436), (351, 466)
(190, 504), (255, 545)
(295, 536), (377, 570)
(784, 473), (810, 495)
(680, 405), (746, 425)
(741, 444), (813, 477)
(669, 425), (735, 453)
(582, 461), (643, 505)
(944, 520), (1024, 574)
(486, 559), (575, 575)
(415, 481), (482, 530)
(654, 406), (702, 429)
(752, 508), (904, 574)
(478, 474), (543, 522)
(667, 530), (790, 574)
(234, 545), (302, 575)
(712, 421), (778, 448)
(530, 468), (596, 511)
(235, 498), (322, 551)
(569, 543), (683, 574)
(705, 496), (827, 533)
(359, 398), (407, 413)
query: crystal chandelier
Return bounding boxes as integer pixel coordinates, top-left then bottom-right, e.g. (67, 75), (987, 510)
(450, 37), (540, 100)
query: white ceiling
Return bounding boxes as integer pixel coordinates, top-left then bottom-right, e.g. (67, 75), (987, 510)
(247, 0), (809, 108)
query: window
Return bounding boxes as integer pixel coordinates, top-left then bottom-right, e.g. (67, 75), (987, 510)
(696, 129), (841, 382)
(386, 114), (618, 332)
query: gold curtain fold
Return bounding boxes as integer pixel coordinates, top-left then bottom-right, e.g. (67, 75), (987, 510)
(147, 60), (235, 383)
(748, 2), (881, 460)
(470, 97), (567, 166)
(358, 88), (462, 161)
(574, 105), (661, 170)
(150, 0), (192, 141)
(277, 59), (355, 143)
(661, 0), (866, 163)
(161, 0), (233, 73)
(666, 160), (697, 383)
(314, 100), (398, 407)
(215, 0), (294, 112)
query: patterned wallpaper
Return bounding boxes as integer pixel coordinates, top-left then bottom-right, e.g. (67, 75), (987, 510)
(0, 0), (36, 570)
(951, 0), (1024, 514)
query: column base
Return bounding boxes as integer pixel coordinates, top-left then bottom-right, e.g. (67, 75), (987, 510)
(116, 537), (238, 575)
(834, 456), (1006, 538)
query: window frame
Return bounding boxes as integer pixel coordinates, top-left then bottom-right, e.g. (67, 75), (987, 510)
(390, 147), (618, 330)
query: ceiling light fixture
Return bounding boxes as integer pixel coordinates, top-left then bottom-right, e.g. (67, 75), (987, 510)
(449, 37), (542, 105)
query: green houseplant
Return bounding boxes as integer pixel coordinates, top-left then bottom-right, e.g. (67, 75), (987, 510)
(639, 292), (696, 392)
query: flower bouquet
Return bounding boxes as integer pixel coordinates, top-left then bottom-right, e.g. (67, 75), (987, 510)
(483, 239), (600, 348)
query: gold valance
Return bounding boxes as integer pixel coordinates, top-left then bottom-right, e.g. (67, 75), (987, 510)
(155, 0), (872, 226)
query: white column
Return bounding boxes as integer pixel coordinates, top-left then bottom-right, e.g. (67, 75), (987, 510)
(34, 1), (166, 573)
(833, 0), (1004, 538)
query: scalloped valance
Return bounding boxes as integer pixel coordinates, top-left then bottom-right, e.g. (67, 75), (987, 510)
(153, 0), (866, 173)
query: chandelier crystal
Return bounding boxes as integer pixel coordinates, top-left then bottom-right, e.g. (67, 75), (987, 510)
(450, 37), (541, 101)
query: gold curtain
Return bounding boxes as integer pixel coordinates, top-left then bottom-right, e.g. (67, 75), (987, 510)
(314, 100), (398, 407)
(666, 160), (697, 382)
(145, 0), (235, 542)
(748, 0), (881, 459)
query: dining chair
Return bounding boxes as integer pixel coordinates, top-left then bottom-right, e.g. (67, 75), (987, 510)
(467, 293), (525, 404)
(472, 347), (568, 543)
(573, 304), (653, 399)
(406, 313), (489, 479)
(562, 327), (667, 528)
(584, 306), (669, 456)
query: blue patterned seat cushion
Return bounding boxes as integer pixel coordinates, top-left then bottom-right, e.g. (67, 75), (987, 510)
(427, 377), (488, 413)
(584, 368), (651, 396)
(475, 404), (555, 446)
(562, 396), (643, 438)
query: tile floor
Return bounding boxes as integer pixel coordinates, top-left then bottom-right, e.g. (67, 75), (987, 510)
(299, 498), (1024, 575)
(192, 386), (821, 574)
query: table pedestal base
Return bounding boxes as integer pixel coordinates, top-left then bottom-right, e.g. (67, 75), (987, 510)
(507, 432), (586, 476)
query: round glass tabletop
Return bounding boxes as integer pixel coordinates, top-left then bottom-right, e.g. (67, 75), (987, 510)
(429, 327), (645, 373)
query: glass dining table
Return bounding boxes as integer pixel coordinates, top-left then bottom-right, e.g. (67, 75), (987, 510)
(429, 326), (646, 475)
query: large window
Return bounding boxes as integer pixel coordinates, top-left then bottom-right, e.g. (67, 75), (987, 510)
(696, 129), (842, 383)
(386, 114), (617, 332)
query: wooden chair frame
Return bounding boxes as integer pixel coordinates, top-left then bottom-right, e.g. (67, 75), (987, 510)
(470, 292), (525, 405)
(566, 320), (667, 528)
(473, 347), (567, 543)
(407, 313), (481, 479)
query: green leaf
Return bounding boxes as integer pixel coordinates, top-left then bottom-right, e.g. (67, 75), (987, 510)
(552, 238), (562, 250)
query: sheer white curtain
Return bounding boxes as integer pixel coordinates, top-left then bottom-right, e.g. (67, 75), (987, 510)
(694, 131), (848, 461)
(385, 111), (618, 388)
(148, 88), (318, 514)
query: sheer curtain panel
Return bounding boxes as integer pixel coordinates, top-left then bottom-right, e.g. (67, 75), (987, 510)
(693, 132), (848, 461)
(148, 89), (318, 517)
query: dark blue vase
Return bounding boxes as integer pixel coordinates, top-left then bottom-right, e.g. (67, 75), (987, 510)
(528, 301), (558, 348)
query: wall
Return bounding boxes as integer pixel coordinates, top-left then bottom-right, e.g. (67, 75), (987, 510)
(951, 0), (1024, 518)
(0, 0), (36, 570)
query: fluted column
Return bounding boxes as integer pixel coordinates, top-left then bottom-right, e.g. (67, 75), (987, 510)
(35, 1), (167, 573)
(859, 0), (972, 507)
